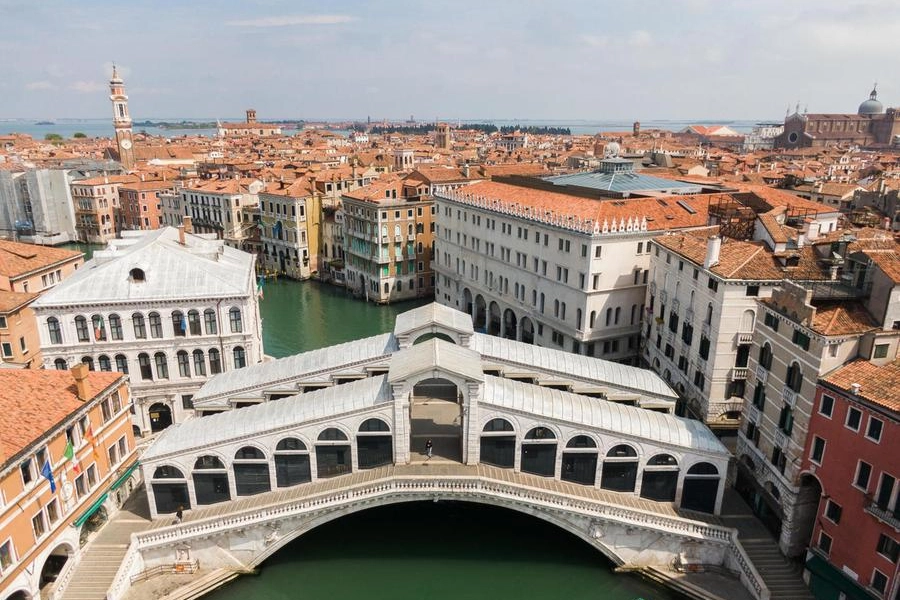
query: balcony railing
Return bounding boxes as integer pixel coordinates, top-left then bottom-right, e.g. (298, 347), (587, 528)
(732, 367), (749, 380)
(781, 386), (797, 408)
(755, 365), (768, 383)
(737, 332), (753, 344)
(865, 502), (900, 530)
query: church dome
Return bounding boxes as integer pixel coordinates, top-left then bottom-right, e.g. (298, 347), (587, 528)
(858, 85), (884, 116)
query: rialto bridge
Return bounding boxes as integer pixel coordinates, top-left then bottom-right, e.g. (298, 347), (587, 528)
(117, 304), (768, 600)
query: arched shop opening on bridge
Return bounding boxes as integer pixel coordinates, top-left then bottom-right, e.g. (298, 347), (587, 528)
(139, 303), (730, 519)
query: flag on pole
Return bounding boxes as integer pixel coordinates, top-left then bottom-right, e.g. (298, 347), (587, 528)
(257, 275), (265, 299)
(85, 424), (100, 463)
(41, 460), (57, 493)
(63, 440), (81, 474)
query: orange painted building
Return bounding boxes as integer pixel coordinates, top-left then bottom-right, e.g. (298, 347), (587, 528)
(0, 291), (40, 368)
(118, 180), (169, 232)
(0, 241), (84, 295)
(0, 366), (138, 600)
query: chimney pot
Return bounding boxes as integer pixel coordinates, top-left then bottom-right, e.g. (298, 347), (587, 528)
(71, 363), (90, 401)
(850, 382), (861, 395)
(178, 225), (185, 245)
(183, 216), (193, 234)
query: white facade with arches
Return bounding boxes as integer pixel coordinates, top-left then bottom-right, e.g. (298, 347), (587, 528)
(31, 227), (263, 435)
(141, 302), (729, 521)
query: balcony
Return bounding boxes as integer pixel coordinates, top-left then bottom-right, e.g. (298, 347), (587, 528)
(774, 429), (788, 450)
(747, 404), (760, 423)
(755, 365), (768, 383)
(737, 332), (753, 344)
(782, 386), (797, 407)
(865, 502), (900, 530)
(732, 367), (749, 380)
(395, 235), (403, 242)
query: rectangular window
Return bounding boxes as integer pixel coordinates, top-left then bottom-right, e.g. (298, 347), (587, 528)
(866, 417), (884, 443)
(870, 570), (888, 595)
(46, 498), (59, 524)
(855, 460), (872, 491)
(0, 342), (11, 358)
(875, 474), (896, 513)
(824, 499), (842, 524)
(0, 539), (12, 572)
(818, 531), (832, 555)
(594, 246), (601, 258)
(873, 343), (889, 359)
(746, 285), (759, 297)
(846, 407), (862, 431)
(810, 436), (825, 464)
(876, 534), (899, 563)
(32, 512), (46, 540)
(819, 394), (834, 418)
(108, 444), (118, 467)
(792, 329), (811, 351)
(764, 312), (779, 331)
(87, 464), (97, 489)
(20, 459), (33, 486)
(707, 277), (719, 293)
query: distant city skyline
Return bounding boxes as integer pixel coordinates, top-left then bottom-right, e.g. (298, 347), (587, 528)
(1, 0), (898, 121)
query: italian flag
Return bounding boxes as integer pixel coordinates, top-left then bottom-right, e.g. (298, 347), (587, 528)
(63, 440), (81, 474)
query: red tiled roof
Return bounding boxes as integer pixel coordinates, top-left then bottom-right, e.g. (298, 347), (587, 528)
(0, 240), (83, 280)
(0, 290), (39, 312)
(822, 359), (900, 412)
(0, 370), (124, 462)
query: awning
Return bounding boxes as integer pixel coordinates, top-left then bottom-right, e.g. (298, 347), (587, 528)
(806, 553), (877, 600)
(110, 461), (140, 491)
(73, 492), (108, 528)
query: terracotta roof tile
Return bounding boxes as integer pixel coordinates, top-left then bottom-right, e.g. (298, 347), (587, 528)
(0, 290), (39, 312)
(0, 370), (124, 462)
(822, 359), (900, 412)
(0, 240), (83, 280)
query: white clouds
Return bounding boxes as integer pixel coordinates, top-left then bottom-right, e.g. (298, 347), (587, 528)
(25, 81), (56, 91)
(225, 14), (354, 27)
(70, 81), (105, 93)
(627, 30), (653, 49)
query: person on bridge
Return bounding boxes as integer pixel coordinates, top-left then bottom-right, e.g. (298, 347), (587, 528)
(425, 439), (433, 458)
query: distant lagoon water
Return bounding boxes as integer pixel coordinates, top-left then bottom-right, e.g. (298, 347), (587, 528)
(0, 118), (765, 140)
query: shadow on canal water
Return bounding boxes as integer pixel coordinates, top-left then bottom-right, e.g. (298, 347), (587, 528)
(204, 502), (684, 600)
(259, 279), (430, 358)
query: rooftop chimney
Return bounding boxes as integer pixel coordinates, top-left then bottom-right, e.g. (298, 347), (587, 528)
(704, 236), (722, 269)
(850, 383), (861, 395)
(183, 216), (193, 234)
(178, 224), (185, 245)
(71, 363), (90, 401)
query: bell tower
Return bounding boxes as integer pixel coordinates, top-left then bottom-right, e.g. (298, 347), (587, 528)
(109, 64), (134, 170)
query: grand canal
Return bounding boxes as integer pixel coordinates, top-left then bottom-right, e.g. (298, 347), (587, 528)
(207, 278), (680, 600)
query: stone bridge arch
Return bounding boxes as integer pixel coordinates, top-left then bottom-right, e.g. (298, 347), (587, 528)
(248, 495), (626, 569)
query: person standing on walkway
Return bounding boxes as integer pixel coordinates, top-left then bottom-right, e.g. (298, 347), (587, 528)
(175, 505), (184, 524)
(425, 439), (433, 458)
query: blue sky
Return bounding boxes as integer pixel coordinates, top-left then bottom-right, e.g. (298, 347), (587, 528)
(1, 0), (897, 121)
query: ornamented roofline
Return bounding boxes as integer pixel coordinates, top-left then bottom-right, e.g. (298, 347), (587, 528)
(437, 188), (648, 236)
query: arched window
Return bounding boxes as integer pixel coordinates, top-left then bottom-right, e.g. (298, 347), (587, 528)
(233, 446), (270, 496)
(233, 346), (246, 368)
(81, 356), (95, 371)
(148, 312), (162, 339)
(108, 314), (123, 340)
(91, 314), (106, 341)
(138, 353), (152, 380)
(601, 444), (639, 493)
(740, 309), (756, 332)
(75, 315), (90, 342)
(98, 355), (112, 372)
(172, 311), (186, 337)
(115, 354), (128, 374)
(482, 418), (514, 432)
(130, 268), (145, 282)
(681, 462), (721, 513)
(229, 307), (243, 333)
(151, 466), (189, 514)
(357, 419), (392, 469)
(188, 310), (201, 335)
(209, 348), (222, 374)
(154, 352), (169, 379)
(614, 306), (621, 324)
(576, 309), (583, 330)
(193, 350), (206, 376)
(786, 361), (803, 393)
(521, 426), (557, 477)
(641, 454), (679, 502)
(562, 435), (598, 486)
(705, 303), (713, 325)
(204, 309), (218, 335)
(589, 310), (596, 328)
(316, 428), (351, 478)
(481, 418), (516, 468)
(605, 308), (612, 326)
(274, 437), (311, 487)
(758, 343), (773, 370)
(177, 351), (190, 377)
(54, 358), (67, 370)
(47, 317), (63, 344)
(132, 313), (146, 339)
(192, 456), (230, 505)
